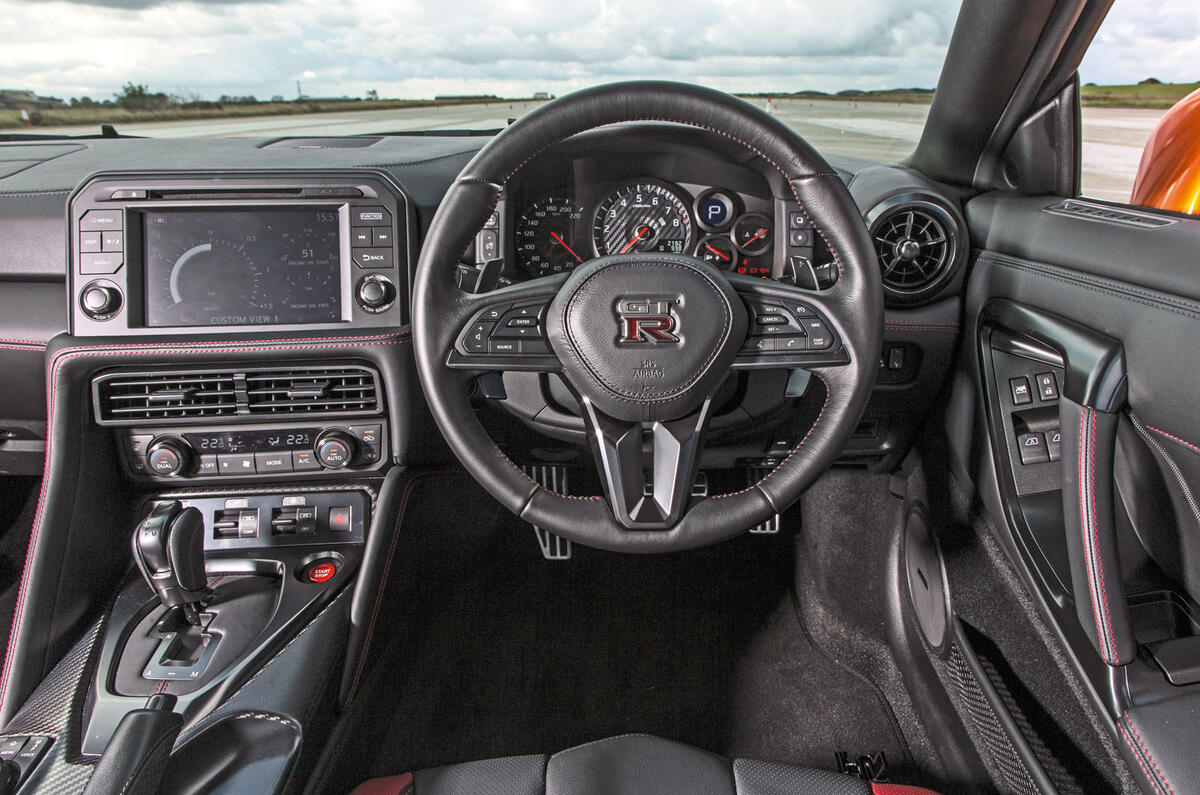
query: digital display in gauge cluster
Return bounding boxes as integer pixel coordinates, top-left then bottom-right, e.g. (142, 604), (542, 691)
(143, 207), (342, 327)
(511, 180), (779, 281)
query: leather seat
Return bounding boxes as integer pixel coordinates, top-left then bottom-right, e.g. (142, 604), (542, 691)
(348, 734), (939, 795)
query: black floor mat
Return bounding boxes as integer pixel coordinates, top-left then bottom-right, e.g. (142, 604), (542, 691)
(347, 477), (913, 781)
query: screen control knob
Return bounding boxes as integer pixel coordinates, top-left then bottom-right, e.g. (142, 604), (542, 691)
(80, 282), (123, 319)
(145, 437), (192, 477)
(314, 430), (357, 469)
(355, 274), (395, 312)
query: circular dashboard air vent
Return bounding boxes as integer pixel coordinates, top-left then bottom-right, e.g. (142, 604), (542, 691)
(867, 197), (960, 304)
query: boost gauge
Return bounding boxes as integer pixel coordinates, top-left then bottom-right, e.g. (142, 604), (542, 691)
(593, 181), (694, 256)
(733, 213), (772, 255)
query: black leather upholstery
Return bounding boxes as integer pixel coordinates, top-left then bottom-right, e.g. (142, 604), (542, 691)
(352, 735), (938, 795)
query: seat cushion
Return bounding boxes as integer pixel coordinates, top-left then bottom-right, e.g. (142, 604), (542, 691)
(348, 734), (941, 795)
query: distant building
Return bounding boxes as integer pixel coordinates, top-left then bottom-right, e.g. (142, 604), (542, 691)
(0, 89), (66, 109)
(533, 92), (550, 100)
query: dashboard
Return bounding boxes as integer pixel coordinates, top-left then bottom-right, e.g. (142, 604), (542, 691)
(0, 126), (967, 483)
(465, 135), (839, 292)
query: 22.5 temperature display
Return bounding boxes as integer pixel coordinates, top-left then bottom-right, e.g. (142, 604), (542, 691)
(184, 428), (319, 454)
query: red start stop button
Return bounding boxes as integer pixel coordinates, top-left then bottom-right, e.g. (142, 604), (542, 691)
(306, 561), (338, 583)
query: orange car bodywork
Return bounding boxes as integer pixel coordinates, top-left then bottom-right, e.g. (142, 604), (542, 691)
(1130, 87), (1200, 215)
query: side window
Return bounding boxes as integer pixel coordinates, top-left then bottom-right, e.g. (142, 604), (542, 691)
(1078, 2), (1200, 213)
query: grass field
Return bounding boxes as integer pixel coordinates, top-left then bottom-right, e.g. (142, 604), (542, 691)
(3, 82), (1197, 131)
(1080, 81), (1200, 108)
(0, 96), (526, 131)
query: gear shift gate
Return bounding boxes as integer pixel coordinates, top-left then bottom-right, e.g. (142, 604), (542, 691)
(143, 607), (222, 680)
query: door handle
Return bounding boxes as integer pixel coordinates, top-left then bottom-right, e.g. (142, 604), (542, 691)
(982, 299), (1132, 665)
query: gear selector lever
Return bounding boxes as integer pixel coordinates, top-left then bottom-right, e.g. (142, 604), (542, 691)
(132, 501), (209, 625)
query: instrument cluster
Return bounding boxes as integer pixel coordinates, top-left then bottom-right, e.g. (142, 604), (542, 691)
(506, 178), (789, 283)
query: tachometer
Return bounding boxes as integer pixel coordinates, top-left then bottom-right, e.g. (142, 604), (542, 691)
(514, 197), (587, 277)
(592, 181), (694, 257)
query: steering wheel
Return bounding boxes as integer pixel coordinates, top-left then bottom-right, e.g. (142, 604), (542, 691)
(412, 81), (882, 553)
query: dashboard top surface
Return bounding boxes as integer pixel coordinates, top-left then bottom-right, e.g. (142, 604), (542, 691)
(0, 131), (879, 283)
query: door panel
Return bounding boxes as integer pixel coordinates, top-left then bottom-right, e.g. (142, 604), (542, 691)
(960, 191), (1200, 793)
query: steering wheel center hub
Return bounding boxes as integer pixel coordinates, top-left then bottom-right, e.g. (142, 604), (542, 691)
(545, 254), (748, 423)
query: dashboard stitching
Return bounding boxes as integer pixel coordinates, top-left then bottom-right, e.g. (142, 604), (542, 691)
(482, 116), (846, 280)
(560, 260), (731, 404)
(709, 372), (831, 499)
(0, 339), (47, 347)
(982, 251), (1200, 320)
(0, 334), (410, 715)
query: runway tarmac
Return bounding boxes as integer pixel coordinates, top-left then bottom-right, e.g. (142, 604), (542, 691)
(26, 98), (1166, 204)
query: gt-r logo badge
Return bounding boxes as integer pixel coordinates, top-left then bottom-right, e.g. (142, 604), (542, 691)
(616, 298), (680, 344)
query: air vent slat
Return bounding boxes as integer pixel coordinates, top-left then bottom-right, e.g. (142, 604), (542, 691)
(1045, 199), (1176, 228)
(95, 371), (239, 423)
(869, 198), (960, 305)
(245, 366), (379, 416)
(93, 364), (381, 425)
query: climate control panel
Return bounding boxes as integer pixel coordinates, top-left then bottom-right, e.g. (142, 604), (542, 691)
(121, 421), (387, 482)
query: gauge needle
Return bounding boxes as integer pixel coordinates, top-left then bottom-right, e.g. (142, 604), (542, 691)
(619, 226), (650, 254)
(742, 228), (768, 247)
(704, 243), (731, 262)
(550, 231), (583, 263)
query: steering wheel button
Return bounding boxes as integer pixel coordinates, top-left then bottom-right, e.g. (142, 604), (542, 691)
(756, 314), (788, 326)
(489, 339), (519, 354)
(478, 306), (507, 321)
(778, 336), (807, 352)
(463, 322), (493, 353)
(507, 316), (538, 328)
(743, 337), (775, 353)
(520, 339), (550, 355)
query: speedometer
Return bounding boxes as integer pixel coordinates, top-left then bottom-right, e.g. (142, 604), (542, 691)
(514, 197), (587, 278)
(592, 181), (694, 257)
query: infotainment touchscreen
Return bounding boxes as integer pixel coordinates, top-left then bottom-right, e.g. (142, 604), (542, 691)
(143, 207), (343, 327)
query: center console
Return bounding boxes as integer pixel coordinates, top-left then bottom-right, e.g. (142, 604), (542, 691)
(0, 170), (418, 793)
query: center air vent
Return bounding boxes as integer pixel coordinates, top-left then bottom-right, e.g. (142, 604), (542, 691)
(93, 364), (381, 426)
(246, 366), (379, 415)
(95, 371), (237, 422)
(868, 197), (961, 305)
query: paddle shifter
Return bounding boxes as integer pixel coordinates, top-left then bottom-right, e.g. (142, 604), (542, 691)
(132, 500), (209, 625)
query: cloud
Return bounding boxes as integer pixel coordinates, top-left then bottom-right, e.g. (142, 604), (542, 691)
(1, 0), (1196, 102)
(22, 0), (268, 7)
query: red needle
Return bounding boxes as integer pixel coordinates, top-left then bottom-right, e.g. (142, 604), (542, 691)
(742, 228), (768, 247)
(619, 226), (649, 254)
(550, 231), (583, 263)
(704, 243), (731, 261)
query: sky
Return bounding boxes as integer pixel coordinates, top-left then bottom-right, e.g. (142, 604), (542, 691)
(0, 0), (1195, 102)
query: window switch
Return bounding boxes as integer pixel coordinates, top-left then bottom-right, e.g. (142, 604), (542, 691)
(1017, 432), (1050, 464)
(1035, 372), (1059, 401)
(1046, 429), (1062, 462)
(1010, 376), (1033, 405)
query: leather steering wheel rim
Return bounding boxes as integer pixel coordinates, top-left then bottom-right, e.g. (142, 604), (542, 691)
(412, 80), (882, 552)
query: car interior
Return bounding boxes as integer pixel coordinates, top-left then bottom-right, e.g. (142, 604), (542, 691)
(0, 0), (1198, 793)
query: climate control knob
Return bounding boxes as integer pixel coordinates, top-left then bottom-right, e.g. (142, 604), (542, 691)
(145, 436), (192, 477)
(314, 430), (357, 469)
